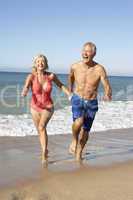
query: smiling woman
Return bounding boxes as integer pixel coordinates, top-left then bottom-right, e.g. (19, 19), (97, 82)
(21, 54), (71, 165)
(33, 54), (49, 71)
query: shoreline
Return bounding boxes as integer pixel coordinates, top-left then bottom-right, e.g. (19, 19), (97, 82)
(0, 128), (133, 199)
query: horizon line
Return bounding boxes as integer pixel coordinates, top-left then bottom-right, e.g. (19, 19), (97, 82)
(0, 70), (133, 78)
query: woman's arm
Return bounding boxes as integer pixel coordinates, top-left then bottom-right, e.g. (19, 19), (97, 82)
(53, 73), (72, 97)
(21, 74), (33, 97)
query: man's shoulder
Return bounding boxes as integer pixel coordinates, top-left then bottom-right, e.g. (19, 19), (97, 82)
(95, 64), (108, 78)
(95, 63), (106, 72)
(71, 61), (82, 70)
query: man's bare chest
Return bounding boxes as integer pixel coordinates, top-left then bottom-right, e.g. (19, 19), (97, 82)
(74, 68), (100, 84)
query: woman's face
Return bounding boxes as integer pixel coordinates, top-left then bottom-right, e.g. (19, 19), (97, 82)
(35, 57), (46, 71)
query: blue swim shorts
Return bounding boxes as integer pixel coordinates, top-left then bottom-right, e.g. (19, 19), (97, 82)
(71, 93), (98, 132)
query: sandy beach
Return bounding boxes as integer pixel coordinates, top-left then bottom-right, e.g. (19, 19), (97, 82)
(0, 128), (133, 199)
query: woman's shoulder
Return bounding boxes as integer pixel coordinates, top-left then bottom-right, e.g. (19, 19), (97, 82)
(46, 71), (55, 80)
(26, 73), (35, 81)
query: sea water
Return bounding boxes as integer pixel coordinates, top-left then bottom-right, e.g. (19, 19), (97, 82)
(0, 71), (133, 136)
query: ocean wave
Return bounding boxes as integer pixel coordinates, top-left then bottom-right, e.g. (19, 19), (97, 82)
(0, 101), (133, 136)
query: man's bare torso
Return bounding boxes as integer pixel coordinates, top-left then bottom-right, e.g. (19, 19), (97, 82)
(73, 61), (102, 100)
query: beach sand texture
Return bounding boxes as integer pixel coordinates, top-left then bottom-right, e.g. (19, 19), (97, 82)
(0, 128), (133, 199)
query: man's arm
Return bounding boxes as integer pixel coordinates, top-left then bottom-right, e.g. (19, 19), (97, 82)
(99, 66), (112, 101)
(68, 64), (75, 93)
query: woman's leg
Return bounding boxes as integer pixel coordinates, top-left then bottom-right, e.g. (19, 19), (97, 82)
(30, 107), (41, 133)
(30, 107), (43, 159)
(38, 108), (54, 162)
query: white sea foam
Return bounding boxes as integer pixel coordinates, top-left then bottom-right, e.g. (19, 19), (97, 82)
(0, 101), (133, 136)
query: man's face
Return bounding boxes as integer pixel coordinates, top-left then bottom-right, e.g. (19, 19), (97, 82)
(82, 45), (95, 63)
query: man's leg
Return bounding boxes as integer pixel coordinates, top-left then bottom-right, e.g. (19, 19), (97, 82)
(70, 93), (83, 155)
(76, 99), (98, 161)
(76, 115), (94, 161)
(69, 117), (84, 155)
(76, 128), (89, 161)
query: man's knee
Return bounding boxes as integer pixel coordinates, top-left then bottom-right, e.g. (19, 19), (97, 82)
(73, 118), (84, 130)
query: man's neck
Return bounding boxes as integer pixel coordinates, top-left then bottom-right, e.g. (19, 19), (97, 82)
(83, 60), (96, 68)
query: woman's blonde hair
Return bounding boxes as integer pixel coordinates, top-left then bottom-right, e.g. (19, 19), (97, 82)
(32, 54), (49, 73)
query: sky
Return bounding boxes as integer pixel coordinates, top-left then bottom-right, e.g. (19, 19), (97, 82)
(0, 0), (133, 75)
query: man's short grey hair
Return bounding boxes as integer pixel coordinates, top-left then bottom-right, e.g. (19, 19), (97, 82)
(83, 42), (97, 55)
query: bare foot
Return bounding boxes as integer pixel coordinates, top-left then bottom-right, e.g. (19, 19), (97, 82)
(42, 159), (48, 168)
(41, 149), (48, 164)
(69, 143), (76, 155)
(76, 148), (83, 162)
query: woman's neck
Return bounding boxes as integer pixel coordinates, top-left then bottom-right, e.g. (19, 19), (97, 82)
(37, 70), (46, 75)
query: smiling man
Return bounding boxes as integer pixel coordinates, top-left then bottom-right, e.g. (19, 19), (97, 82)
(68, 42), (112, 161)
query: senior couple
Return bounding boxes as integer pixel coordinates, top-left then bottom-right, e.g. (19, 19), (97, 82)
(21, 42), (112, 164)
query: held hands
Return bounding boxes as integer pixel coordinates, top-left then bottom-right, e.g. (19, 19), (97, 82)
(68, 93), (73, 101)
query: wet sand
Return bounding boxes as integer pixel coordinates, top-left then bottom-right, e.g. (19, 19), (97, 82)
(0, 128), (133, 199)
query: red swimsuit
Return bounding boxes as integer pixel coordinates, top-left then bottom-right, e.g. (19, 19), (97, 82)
(31, 73), (53, 112)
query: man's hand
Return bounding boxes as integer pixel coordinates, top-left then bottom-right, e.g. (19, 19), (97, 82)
(102, 94), (112, 101)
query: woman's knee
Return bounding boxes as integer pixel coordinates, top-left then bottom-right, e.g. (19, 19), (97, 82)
(38, 124), (46, 132)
